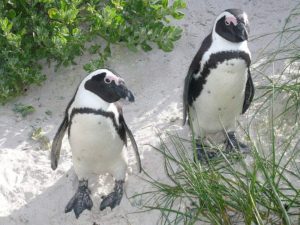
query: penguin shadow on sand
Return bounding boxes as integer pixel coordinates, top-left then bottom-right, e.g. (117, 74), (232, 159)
(0, 167), (140, 225)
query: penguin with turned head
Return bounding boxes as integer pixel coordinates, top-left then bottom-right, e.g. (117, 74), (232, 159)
(183, 9), (255, 160)
(51, 68), (141, 218)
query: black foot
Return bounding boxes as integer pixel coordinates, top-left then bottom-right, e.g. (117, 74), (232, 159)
(225, 132), (250, 153)
(194, 143), (217, 162)
(100, 180), (124, 211)
(65, 179), (93, 218)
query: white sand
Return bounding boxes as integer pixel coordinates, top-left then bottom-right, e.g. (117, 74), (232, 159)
(0, 0), (297, 224)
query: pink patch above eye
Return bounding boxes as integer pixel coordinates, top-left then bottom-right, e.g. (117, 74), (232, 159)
(105, 74), (124, 85)
(225, 16), (237, 25)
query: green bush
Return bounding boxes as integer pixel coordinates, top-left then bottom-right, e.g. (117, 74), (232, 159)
(0, 0), (186, 103)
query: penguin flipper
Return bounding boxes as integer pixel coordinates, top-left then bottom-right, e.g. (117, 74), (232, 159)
(183, 33), (212, 125)
(122, 120), (142, 173)
(183, 68), (196, 125)
(242, 68), (255, 114)
(51, 115), (68, 170)
(115, 102), (141, 172)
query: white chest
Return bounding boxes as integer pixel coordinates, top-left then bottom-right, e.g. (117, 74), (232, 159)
(205, 58), (247, 95)
(191, 58), (248, 132)
(68, 105), (125, 178)
(69, 112), (123, 156)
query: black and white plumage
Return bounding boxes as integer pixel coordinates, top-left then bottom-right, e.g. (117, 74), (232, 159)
(183, 9), (254, 158)
(51, 68), (141, 218)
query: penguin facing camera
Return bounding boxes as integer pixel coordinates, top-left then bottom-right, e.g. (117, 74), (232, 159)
(183, 9), (255, 160)
(51, 68), (141, 218)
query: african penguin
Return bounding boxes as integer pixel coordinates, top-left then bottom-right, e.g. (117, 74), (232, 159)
(51, 68), (141, 218)
(183, 9), (255, 160)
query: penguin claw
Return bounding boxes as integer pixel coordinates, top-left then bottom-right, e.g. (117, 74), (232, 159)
(100, 192), (122, 211)
(225, 132), (250, 154)
(65, 180), (93, 218)
(194, 143), (217, 162)
(100, 180), (124, 211)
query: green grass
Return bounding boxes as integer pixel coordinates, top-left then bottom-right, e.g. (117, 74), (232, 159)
(134, 124), (299, 224)
(253, 2), (300, 122)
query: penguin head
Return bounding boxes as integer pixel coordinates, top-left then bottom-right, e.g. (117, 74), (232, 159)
(214, 9), (249, 43)
(83, 69), (134, 103)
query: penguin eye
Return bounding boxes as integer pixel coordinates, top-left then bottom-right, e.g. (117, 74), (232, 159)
(225, 20), (230, 26)
(104, 78), (112, 84)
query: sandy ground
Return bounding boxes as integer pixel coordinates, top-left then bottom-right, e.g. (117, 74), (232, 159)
(0, 0), (298, 224)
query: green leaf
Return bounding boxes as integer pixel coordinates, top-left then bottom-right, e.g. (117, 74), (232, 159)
(169, 27), (182, 41)
(0, 18), (13, 33)
(162, 0), (169, 8)
(161, 42), (174, 52)
(104, 44), (111, 57)
(7, 9), (16, 19)
(141, 42), (152, 52)
(127, 42), (138, 52)
(111, 0), (124, 10)
(172, 11), (185, 20)
(173, 0), (186, 9)
(83, 63), (93, 72)
(72, 27), (80, 36)
(88, 44), (101, 54)
(37, 0), (55, 3)
(48, 8), (59, 19)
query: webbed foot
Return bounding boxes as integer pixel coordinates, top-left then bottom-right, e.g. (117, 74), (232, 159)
(194, 143), (217, 162)
(225, 132), (250, 153)
(65, 179), (93, 218)
(100, 180), (124, 211)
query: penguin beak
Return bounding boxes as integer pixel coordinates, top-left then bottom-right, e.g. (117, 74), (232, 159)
(112, 80), (135, 102)
(235, 22), (248, 41)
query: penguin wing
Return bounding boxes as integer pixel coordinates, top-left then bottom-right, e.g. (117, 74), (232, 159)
(183, 63), (199, 125)
(242, 68), (255, 114)
(122, 119), (142, 173)
(115, 103), (142, 173)
(51, 114), (68, 170)
(183, 33), (212, 125)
